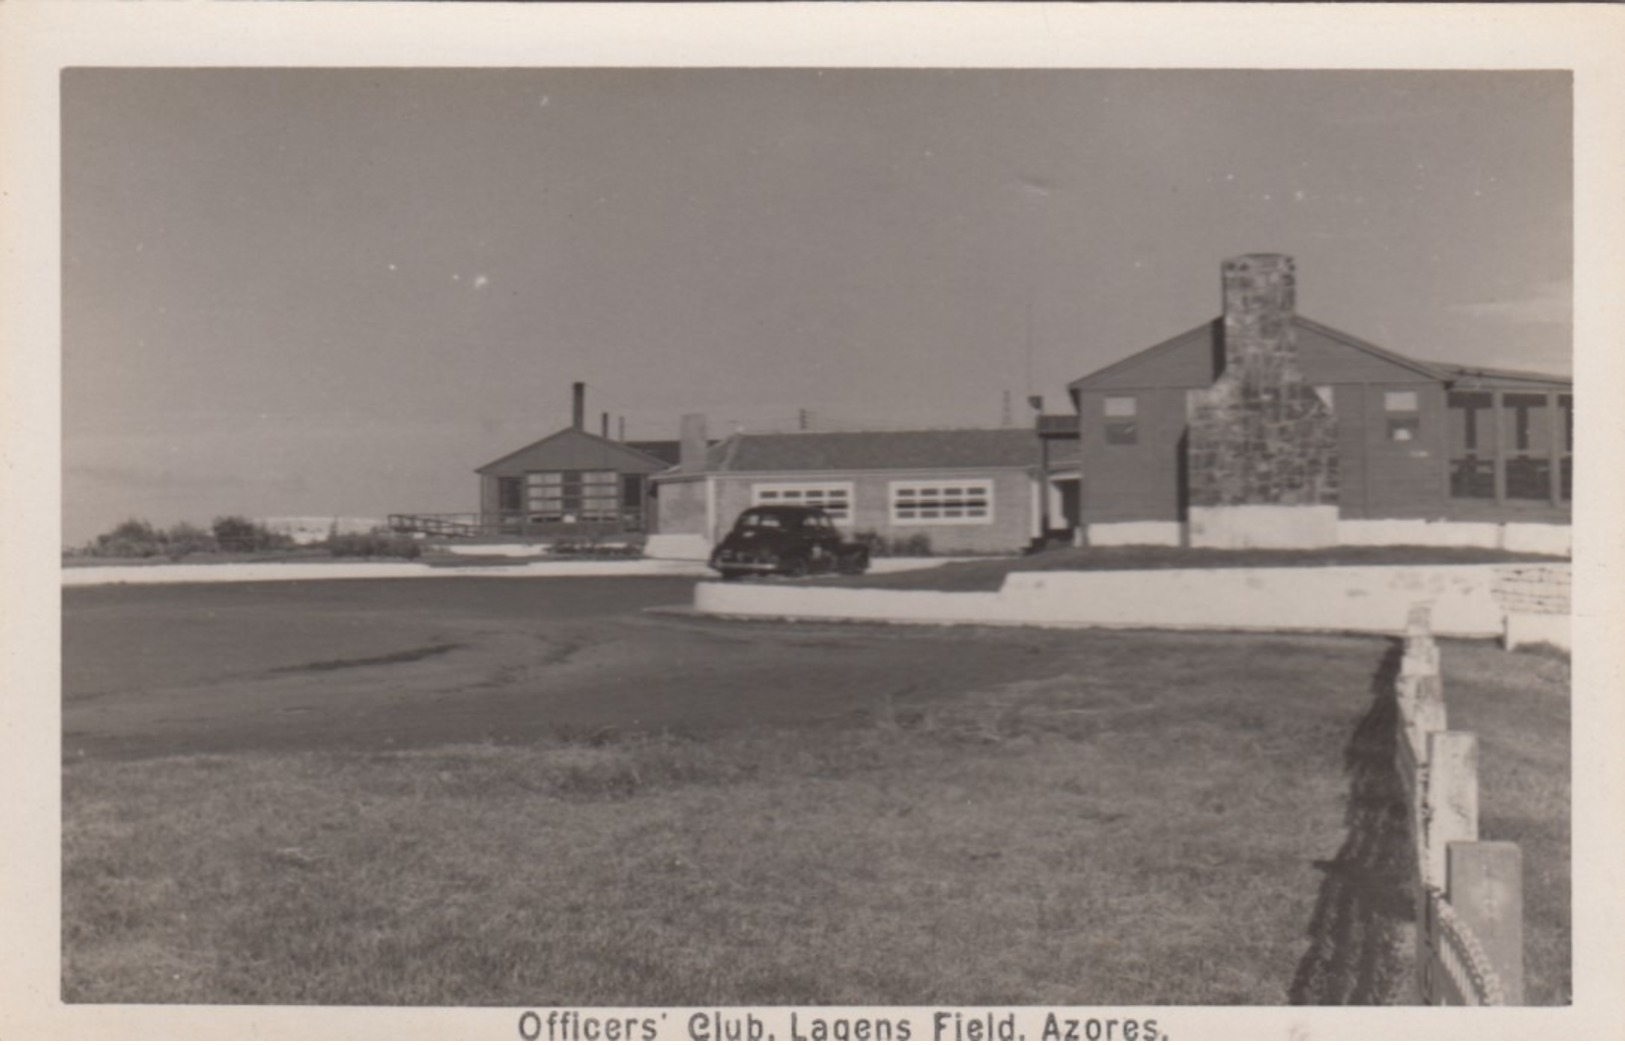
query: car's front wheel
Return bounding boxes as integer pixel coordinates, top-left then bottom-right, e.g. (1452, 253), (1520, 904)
(780, 557), (809, 578)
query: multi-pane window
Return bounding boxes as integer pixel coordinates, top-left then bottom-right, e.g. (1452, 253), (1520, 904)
(1503, 393), (1555, 501)
(1447, 391), (1493, 499)
(1104, 396), (1138, 445)
(525, 470), (621, 522)
(1385, 390), (1421, 442)
(751, 483), (853, 522)
(889, 480), (993, 524)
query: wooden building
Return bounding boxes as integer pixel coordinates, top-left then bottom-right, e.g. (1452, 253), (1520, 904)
(466, 383), (673, 537)
(651, 417), (1079, 554)
(1067, 264), (1572, 546)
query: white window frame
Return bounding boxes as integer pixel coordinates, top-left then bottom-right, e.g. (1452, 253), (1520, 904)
(1103, 395), (1139, 445)
(1385, 389), (1422, 442)
(888, 479), (995, 526)
(1384, 390), (1420, 413)
(1104, 396), (1138, 418)
(750, 482), (854, 523)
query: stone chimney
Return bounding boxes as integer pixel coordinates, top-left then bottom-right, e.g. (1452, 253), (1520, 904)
(680, 414), (708, 472)
(1221, 253), (1300, 386)
(1185, 254), (1340, 547)
(572, 382), (586, 430)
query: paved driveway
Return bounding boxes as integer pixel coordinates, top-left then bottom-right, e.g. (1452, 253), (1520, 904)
(65, 576), (1110, 759)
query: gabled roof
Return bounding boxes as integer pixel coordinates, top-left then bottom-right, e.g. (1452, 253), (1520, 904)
(625, 439), (723, 466)
(624, 440), (682, 466)
(1067, 314), (1447, 391)
(475, 426), (673, 475)
(668, 427), (1047, 476)
(1293, 316), (1447, 381)
(1066, 319), (1221, 392)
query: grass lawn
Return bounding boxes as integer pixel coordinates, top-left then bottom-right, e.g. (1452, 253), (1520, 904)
(817, 544), (1568, 592)
(62, 634), (1568, 1007)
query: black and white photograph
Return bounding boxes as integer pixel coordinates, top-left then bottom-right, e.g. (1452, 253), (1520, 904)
(3, 3), (1623, 1040)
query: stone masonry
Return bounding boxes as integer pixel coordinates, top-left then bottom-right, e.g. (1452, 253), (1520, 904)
(1186, 254), (1339, 507)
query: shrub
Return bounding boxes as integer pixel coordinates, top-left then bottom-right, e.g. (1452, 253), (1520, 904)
(162, 522), (218, 560)
(327, 531), (421, 560)
(92, 518), (165, 558)
(80, 516), (278, 559)
(853, 530), (934, 558)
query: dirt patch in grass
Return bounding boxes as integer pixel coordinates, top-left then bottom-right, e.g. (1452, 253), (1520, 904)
(804, 544), (1569, 593)
(62, 635), (1568, 1007)
(268, 643), (465, 675)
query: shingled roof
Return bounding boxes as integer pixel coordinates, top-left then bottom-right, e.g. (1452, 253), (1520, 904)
(684, 428), (1053, 475)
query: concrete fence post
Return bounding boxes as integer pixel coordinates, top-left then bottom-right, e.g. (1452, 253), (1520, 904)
(1410, 673), (1448, 765)
(1447, 840), (1525, 1004)
(1424, 731), (1479, 888)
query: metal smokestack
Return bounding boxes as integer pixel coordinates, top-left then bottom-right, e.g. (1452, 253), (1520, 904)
(572, 382), (586, 430)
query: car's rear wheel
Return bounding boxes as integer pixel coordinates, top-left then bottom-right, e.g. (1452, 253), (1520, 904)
(838, 551), (870, 575)
(781, 557), (809, 578)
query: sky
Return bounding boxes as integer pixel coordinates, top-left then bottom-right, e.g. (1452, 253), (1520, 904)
(61, 68), (1572, 546)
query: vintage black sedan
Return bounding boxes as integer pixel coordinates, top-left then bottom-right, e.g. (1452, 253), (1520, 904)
(708, 505), (871, 579)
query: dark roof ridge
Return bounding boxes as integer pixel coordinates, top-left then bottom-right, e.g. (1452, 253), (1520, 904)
(1068, 313), (1453, 390)
(1424, 360), (1574, 385)
(474, 426), (673, 474)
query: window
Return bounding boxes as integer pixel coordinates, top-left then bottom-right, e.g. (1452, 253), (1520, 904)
(751, 482), (853, 522)
(525, 469), (621, 522)
(1104, 396), (1138, 445)
(889, 480), (993, 524)
(621, 474), (644, 510)
(1385, 389), (1421, 442)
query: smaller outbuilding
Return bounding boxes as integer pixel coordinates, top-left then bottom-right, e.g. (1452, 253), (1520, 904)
(469, 383), (673, 537)
(651, 417), (1078, 555)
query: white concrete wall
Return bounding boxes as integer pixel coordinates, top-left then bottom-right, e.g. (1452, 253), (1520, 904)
(1504, 612), (1572, 652)
(1084, 521), (1183, 547)
(1188, 505), (1340, 549)
(1084, 517), (1572, 557)
(1502, 523), (1572, 557)
(694, 563), (1561, 638)
(435, 543), (552, 557)
(643, 534), (712, 561)
(1337, 519), (1504, 548)
(996, 566), (1505, 636)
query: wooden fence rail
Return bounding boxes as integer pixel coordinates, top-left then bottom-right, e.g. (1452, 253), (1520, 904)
(1394, 604), (1525, 1005)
